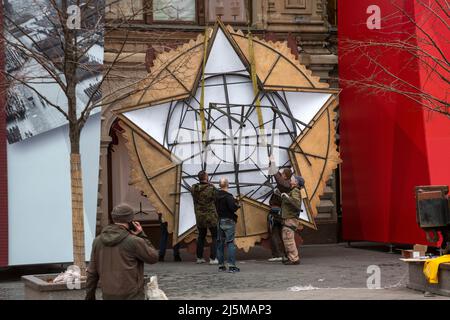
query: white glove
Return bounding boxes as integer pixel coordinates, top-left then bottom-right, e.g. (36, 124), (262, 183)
(268, 155), (278, 175)
(281, 193), (289, 199)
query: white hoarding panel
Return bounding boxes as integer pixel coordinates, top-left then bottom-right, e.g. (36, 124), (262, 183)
(7, 113), (101, 265)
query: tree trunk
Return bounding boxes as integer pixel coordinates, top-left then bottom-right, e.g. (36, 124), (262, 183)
(70, 132), (86, 275)
(70, 152), (85, 274)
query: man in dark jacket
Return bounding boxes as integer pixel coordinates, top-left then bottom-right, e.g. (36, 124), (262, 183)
(158, 213), (181, 262)
(191, 170), (219, 264)
(215, 177), (240, 273)
(85, 204), (159, 300)
(267, 166), (293, 262)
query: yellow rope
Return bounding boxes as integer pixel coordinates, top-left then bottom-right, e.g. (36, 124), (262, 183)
(248, 32), (266, 144)
(199, 28), (209, 143)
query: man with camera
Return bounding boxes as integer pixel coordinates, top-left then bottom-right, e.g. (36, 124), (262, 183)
(85, 204), (159, 300)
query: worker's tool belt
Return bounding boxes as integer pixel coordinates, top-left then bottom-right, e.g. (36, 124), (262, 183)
(268, 208), (282, 230)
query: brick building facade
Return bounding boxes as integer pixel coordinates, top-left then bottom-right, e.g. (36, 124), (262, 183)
(99, 0), (339, 245)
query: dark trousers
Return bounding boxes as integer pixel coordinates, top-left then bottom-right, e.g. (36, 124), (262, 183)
(196, 226), (217, 259)
(268, 209), (285, 258)
(159, 222), (180, 258)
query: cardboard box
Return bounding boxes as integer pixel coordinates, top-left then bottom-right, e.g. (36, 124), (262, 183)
(401, 244), (428, 259)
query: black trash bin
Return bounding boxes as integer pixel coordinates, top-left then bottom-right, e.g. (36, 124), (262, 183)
(415, 185), (450, 244)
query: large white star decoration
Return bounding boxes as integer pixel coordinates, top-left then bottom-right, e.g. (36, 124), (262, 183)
(113, 22), (340, 251)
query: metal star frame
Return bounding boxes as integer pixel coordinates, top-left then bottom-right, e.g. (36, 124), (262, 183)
(114, 21), (340, 251)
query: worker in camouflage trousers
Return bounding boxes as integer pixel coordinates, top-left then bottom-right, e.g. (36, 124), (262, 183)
(267, 167), (292, 262)
(280, 175), (304, 265)
(191, 170), (219, 265)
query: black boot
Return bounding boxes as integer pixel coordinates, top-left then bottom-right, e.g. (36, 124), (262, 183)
(228, 266), (240, 273)
(283, 259), (300, 265)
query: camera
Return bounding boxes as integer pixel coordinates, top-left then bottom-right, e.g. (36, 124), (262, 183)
(128, 221), (137, 232)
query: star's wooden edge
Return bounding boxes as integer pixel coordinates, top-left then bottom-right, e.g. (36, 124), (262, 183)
(289, 98), (341, 220)
(119, 120), (177, 235)
(225, 25), (332, 91)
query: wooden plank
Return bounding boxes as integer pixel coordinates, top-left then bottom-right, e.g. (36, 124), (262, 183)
(120, 121), (181, 234)
(289, 97), (341, 219)
(229, 27), (331, 91)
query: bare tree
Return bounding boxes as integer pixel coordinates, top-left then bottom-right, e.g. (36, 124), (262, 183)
(340, 0), (449, 118)
(1, 0), (194, 274)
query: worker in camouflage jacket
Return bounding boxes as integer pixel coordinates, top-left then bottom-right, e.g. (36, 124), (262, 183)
(280, 175), (305, 265)
(191, 170), (219, 264)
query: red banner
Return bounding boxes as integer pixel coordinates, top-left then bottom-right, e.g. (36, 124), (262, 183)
(338, 0), (450, 245)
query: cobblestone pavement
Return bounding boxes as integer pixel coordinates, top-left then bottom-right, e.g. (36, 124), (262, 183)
(1, 244), (449, 300)
(151, 244), (448, 300)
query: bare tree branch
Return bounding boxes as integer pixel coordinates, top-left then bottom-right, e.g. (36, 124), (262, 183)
(340, 0), (449, 118)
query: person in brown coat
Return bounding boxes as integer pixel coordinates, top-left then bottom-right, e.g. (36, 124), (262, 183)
(85, 204), (159, 300)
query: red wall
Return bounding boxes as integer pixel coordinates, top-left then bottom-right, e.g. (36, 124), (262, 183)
(339, 0), (450, 245)
(416, 1), (450, 187)
(0, 5), (8, 267)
